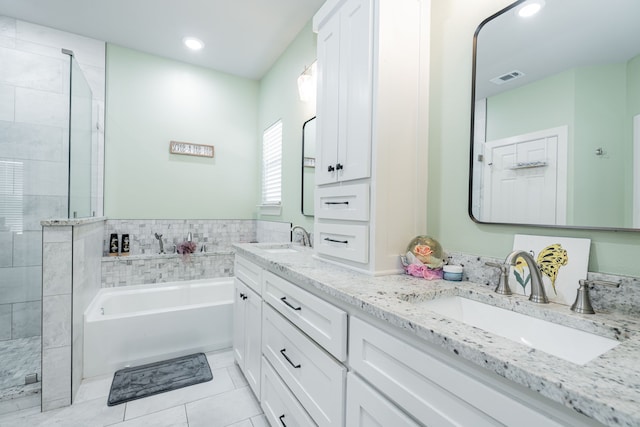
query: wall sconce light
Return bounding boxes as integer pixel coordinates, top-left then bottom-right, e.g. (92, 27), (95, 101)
(297, 61), (317, 102)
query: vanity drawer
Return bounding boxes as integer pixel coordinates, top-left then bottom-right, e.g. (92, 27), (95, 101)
(263, 304), (345, 427)
(346, 372), (420, 427)
(235, 255), (262, 295)
(315, 183), (369, 221)
(261, 357), (317, 427)
(262, 271), (347, 361)
(314, 223), (368, 264)
(349, 317), (575, 427)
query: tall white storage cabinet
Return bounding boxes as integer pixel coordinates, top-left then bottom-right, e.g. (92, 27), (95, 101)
(313, 0), (430, 275)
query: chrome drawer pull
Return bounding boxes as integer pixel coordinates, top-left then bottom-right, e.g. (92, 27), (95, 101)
(279, 414), (287, 427)
(280, 296), (301, 311)
(280, 348), (301, 369)
(324, 237), (348, 244)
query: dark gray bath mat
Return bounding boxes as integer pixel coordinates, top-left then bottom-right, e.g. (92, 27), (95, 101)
(107, 353), (212, 406)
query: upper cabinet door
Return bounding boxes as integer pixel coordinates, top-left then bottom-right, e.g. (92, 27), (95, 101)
(338, 0), (372, 183)
(316, 0), (373, 186)
(316, 12), (341, 186)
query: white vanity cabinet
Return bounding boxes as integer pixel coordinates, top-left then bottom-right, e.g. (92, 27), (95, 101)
(233, 257), (263, 398)
(346, 372), (421, 427)
(348, 317), (604, 427)
(260, 270), (348, 427)
(313, 0), (430, 275)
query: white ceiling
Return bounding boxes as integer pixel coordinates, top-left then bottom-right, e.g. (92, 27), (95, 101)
(475, 0), (640, 99)
(0, 0), (325, 80)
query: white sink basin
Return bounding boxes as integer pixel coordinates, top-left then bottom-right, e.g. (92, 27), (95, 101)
(264, 248), (298, 254)
(419, 296), (619, 365)
(256, 244), (300, 254)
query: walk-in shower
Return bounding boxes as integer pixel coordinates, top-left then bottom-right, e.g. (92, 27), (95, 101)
(0, 46), (95, 410)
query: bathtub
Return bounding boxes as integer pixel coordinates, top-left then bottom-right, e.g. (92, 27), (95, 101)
(83, 278), (234, 378)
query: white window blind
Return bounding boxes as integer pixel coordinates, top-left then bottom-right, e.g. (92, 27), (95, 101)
(0, 160), (24, 232)
(262, 120), (282, 205)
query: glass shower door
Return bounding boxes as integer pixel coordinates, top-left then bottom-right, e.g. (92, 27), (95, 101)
(68, 56), (93, 218)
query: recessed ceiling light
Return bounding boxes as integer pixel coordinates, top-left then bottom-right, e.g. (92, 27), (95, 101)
(183, 37), (204, 51)
(516, 0), (545, 18)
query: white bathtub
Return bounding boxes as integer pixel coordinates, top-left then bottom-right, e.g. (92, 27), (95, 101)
(83, 278), (234, 378)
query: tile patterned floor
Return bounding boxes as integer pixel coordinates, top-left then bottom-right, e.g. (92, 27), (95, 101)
(0, 336), (41, 391)
(0, 350), (267, 427)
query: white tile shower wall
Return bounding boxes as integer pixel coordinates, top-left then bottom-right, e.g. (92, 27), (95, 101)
(101, 220), (292, 287)
(41, 225), (73, 411)
(41, 219), (104, 412)
(0, 14), (105, 350)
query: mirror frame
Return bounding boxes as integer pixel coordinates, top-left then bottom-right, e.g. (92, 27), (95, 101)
(468, 0), (639, 233)
(301, 116), (316, 217)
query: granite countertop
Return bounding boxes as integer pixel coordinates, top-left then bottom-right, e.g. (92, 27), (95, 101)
(234, 242), (640, 427)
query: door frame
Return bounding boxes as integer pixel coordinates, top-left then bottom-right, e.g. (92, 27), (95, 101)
(482, 126), (568, 225)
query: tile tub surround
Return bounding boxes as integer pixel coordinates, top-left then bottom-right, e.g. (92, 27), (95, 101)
(101, 252), (235, 287)
(234, 243), (640, 427)
(103, 219), (259, 255)
(101, 219), (292, 287)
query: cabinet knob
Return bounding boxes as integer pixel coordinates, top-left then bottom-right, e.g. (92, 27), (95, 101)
(335, 163), (343, 170)
(328, 165), (335, 172)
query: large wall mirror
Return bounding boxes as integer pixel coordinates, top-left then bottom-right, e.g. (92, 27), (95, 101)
(470, 0), (640, 231)
(302, 117), (316, 216)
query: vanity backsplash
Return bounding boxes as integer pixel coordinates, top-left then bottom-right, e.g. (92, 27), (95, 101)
(448, 252), (640, 317)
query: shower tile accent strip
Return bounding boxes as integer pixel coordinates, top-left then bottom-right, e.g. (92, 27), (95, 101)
(101, 219), (292, 287)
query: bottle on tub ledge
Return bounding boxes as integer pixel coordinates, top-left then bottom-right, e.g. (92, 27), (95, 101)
(109, 233), (119, 256)
(121, 234), (130, 256)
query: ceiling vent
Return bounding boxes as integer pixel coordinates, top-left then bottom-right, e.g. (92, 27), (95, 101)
(490, 70), (525, 85)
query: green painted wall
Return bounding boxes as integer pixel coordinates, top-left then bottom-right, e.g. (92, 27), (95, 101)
(486, 70), (576, 142)
(573, 64), (627, 227)
(428, 0), (639, 276)
(257, 20), (316, 230)
(104, 44), (260, 219)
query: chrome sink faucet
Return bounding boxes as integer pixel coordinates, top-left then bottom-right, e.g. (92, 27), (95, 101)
(505, 250), (549, 304)
(292, 225), (312, 248)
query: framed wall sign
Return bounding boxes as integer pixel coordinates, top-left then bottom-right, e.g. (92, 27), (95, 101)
(169, 141), (214, 158)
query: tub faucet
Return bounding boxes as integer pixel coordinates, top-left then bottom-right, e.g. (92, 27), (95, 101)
(292, 225), (312, 248)
(154, 233), (165, 254)
(505, 250), (549, 303)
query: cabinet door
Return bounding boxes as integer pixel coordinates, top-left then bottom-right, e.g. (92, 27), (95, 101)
(316, 8), (341, 186)
(261, 357), (317, 427)
(346, 373), (420, 427)
(232, 279), (247, 369)
(337, 0), (372, 183)
(317, 0), (373, 185)
(244, 285), (262, 399)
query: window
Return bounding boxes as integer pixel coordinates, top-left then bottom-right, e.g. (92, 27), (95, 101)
(261, 120), (283, 209)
